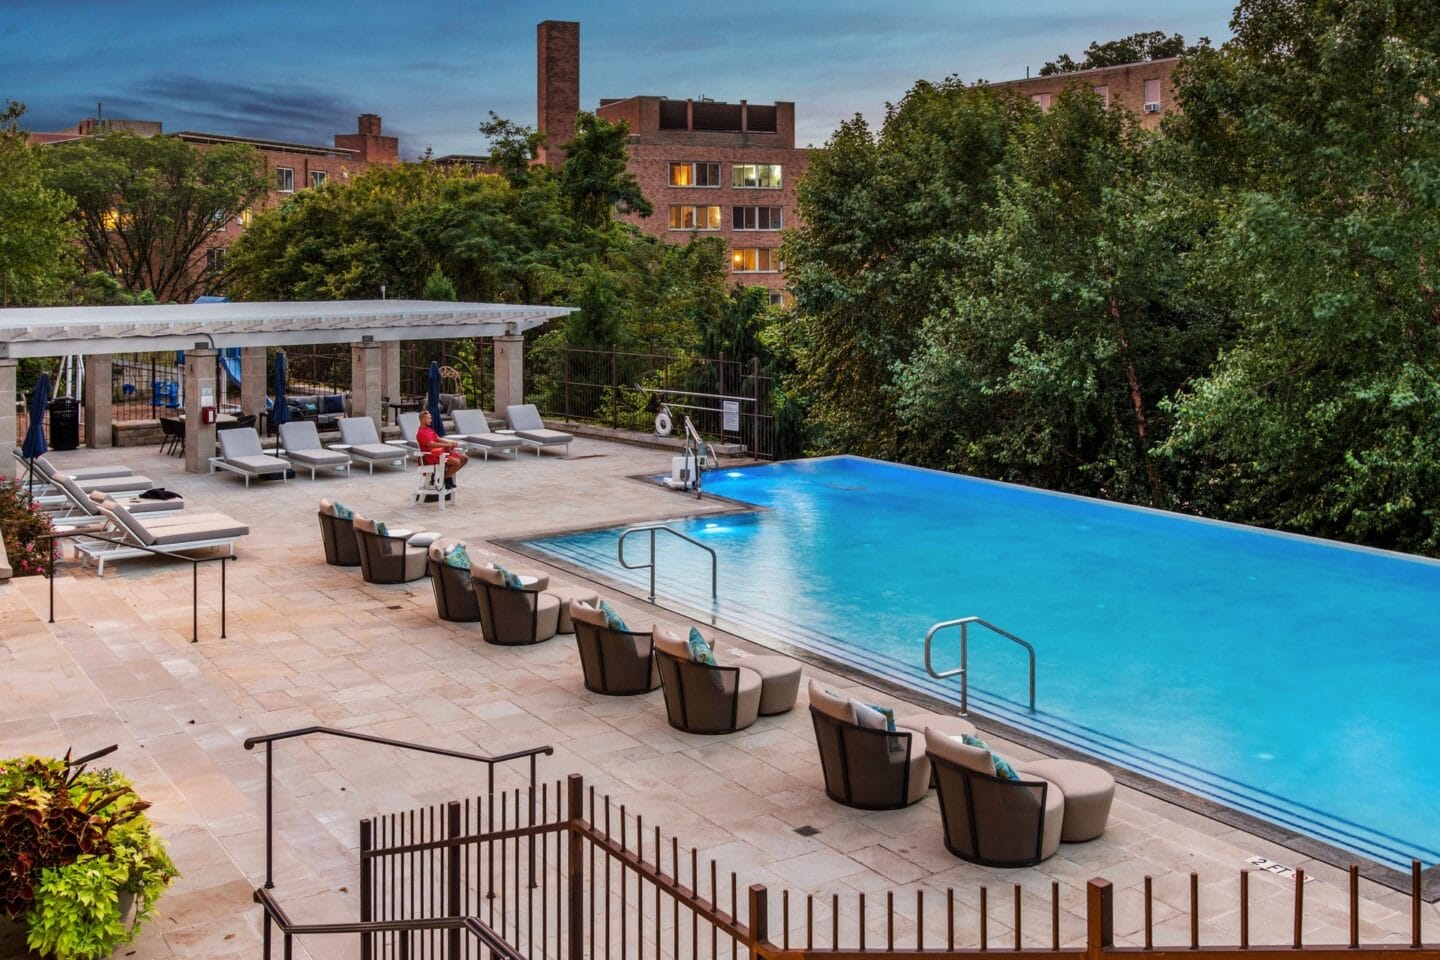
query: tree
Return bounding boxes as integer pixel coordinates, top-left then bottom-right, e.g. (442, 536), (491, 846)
(421, 264), (457, 300)
(479, 112), (547, 187)
(1040, 32), (1208, 75)
(41, 132), (268, 302)
(556, 112), (651, 229)
(0, 100), (76, 306)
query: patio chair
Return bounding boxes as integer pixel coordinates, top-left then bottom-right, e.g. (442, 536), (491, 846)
(351, 516), (428, 584)
(316, 498), (361, 567)
(336, 417), (409, 473)
(210, 428), (290, 487)
(27, 454), (134, 484)
(925, 727), (1064, 868)
(78, 499), (248, 576)
(808, 681), (929, 810)
(505, 404), (573, 457)
(450, 409), (521, 460)
(470, 565), (561, 645)
(652, 629), (762, 735)
(570, 600), (659, 696)
(279, 421), (352, 480)
(47, 477), (183, 529)
(426, 540), (481, 622)
(159, 416), (184, 456)
(397, 411), (423, 458)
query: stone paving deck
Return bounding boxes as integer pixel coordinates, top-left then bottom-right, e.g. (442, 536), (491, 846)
(1, 437), (1433, 958)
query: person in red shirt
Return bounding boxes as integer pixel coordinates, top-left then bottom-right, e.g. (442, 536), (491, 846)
(416, 409), (469, 488)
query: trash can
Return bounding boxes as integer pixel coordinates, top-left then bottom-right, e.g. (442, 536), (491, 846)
(48, 396), (80, 451)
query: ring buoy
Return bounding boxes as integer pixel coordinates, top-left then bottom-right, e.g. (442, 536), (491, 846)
(654, 410), (673, 437)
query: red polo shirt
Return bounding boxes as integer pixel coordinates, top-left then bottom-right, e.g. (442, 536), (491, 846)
(416, 425), (443, 465)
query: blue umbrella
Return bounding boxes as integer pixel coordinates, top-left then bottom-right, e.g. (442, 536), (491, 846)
(426, 360), (445, 437)
(21, 372), (50, 497)
(271, 352), (289, 432)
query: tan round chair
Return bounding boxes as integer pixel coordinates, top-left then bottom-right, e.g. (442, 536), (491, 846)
(1017, 758), (1115, 842)
(470, 565), (561, 645)
(809, 681), (929, 810)
(571, 600), (659, 696)
(652, 627), (761, 734)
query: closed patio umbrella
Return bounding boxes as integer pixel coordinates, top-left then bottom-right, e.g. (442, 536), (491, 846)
(21, 372), (50, 498)
(271, 351), (289, 434)
(426, 360), (445, 437)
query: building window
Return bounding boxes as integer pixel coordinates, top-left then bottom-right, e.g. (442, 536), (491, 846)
(210, 209), (228, 231)
(1094, 84), (1110, 107)
(731, 247), (780, 273)
(733, 206), (783, 231)
(1144, 79), (1161, 111)
(1031, 93), (1052, 110)
(310, 170), (327, 187)
(237, 209), (253, 228)
(670, 162), (721, 187)
(206, 247), (227, 273)
(276, 167), (294, 192)
(668, 205), (722, 230)
(731, 164), (782, 189)
(768, 290), (787, 307)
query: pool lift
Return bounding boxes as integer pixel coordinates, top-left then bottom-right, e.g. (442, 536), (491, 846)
(660, 411), (718, 499)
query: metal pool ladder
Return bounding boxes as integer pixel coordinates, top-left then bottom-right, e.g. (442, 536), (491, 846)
(924, 617), (1036, 716)
(618, 523), (718, 603)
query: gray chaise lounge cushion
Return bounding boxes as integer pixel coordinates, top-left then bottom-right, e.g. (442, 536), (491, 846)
(451, 409), (522, 450)
(280, 421), (350, 467)
(36, 455), (133, 482)
(104, 501), (248, 547)
(505, 404), (573, 446)
(337, 417), (408, 462)
(217, 428), (290, 474)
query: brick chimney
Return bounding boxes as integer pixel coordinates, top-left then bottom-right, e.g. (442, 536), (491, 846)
(536, 20), (580, 169)
(335, 113), (398, 164)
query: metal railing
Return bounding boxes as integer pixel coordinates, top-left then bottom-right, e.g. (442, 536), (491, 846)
(924, 616), (1037, 716)
(41, 529), (236, 643)
(618, 522), (718, 603)
(241, 726), (553, 891)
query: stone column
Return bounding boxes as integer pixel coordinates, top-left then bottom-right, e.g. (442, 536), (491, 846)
(183, 348), (217, 474)
(0, 359), (16, 475)
(381, 341), (400, 423)
(350, 340), (382, 429)
(240, 347), (267, 419)
(82, 354), (113, 448)
(493, 334), (525, 417)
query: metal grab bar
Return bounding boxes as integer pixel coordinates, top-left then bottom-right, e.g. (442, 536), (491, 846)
(618, 523), (718, 603)
(923, 616), (1037, 716)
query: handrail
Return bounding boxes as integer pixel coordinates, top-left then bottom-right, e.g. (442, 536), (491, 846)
(243, 726), (553, 890)
(254, 887), (524, 960)
(619, 522), (718, 603)
(40, 529), (236, 643)
(923, 616), (1037, 716)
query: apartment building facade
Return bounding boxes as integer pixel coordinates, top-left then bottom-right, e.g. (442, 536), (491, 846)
(990, 57), (1181, 129)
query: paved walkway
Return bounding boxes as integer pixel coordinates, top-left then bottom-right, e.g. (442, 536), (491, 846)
(0, 437), (1431, 958)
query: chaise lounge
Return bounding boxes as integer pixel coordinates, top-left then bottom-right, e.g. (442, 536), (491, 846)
(505, 404), (572, 457)
(450, 409), (522, 461)
(78, 499), (249, 576)
(279, 421), (352, 480)
(211, 428), (290, 486)
(336, 417), (410, 473)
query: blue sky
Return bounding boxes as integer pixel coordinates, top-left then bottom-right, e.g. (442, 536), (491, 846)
(6, 1), (1235, 157)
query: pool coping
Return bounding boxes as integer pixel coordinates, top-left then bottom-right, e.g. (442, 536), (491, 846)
(497, 462), (1440, 902)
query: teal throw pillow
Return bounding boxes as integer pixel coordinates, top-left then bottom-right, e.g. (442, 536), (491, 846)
(599, 599), (628, 632)
(864, 703), (897, 733)
(331, 501), (354, 520)
(442, 543), (470, 570)
(375, 520), (389, 537)
(493, 564), (524, 590)
(686, 626), (717, 666)
(961, 733), (1019, 780)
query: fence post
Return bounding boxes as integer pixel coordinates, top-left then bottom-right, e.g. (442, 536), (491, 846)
(359, 818), (373, 960)
(1086, 879), (1113, 960)
(567, 774), (585, 960)
(748, 884), (771, 956)
(446, 801), (462, 959)
(563, 345), (571, 420)
(610, 347), (619, 430)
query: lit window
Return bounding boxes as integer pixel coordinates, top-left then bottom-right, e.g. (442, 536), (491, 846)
(1094, 84), (1110, 107)
(206, 248), (227, 273)
(276, 167), (294, 192)
(731, 248), (781, 273)
(1144, 79), (1161, 111)
(309, 170), (327, 187)
(731, 164), (782, 189)
(669, 162), (721, 187)
(1031, 93), (1052, 110)
(237, 209), (253, 228)
(732, 206), (783, 231)
(101, 209), (127, 230)
(668, 205), (722, 230)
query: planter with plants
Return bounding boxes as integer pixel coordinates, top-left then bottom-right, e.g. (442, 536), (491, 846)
(1, 747), (178, 959)
(0, 477), (57, 579)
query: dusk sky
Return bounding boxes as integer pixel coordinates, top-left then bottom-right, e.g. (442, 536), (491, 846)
(8, 1), (1236, 158)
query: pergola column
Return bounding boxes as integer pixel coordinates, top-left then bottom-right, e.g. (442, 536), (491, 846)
(381, 342), (400, 423)
(240, 347), (267, 420)
(350, 339), (382, 429)
(183, 347), (217, 474)
(82, 354), (112, 448)
(0, 359), (16, 473)
(494, 334), (524, 416)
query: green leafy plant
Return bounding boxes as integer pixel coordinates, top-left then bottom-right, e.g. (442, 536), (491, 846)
(0, 478), (58, 577)
(0, 750), (178, 959)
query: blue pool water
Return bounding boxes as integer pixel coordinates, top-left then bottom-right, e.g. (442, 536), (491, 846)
(526, 456), (1440, 869)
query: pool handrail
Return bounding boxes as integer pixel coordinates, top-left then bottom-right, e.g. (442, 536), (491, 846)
(924, 616), (1037, 716)
(618, 523), (718, 603)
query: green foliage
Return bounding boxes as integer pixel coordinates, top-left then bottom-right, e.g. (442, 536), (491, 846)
(0, 101), (77, 306)
(556, 112), (652, 228)
(479, 111), (546, 187)
(40, 131), (268, 303)
(1040, 31), (1208, 75)
(0, 479), (57, 578)
(421, 264), (457, 301)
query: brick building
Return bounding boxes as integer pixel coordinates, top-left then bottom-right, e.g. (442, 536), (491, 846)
(537, 20), (808, 301)
(989, 57), (1181, 130)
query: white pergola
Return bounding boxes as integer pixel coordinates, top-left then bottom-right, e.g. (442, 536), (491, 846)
(0, 299), (576, 472)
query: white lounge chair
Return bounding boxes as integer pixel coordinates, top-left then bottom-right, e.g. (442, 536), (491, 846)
(336, 417), (409, 473)
(505, 404), (572, 457)
(451, 409), (522, 461)
(12, 451), (135, 485)
(278, 421), (352, 480)
(78, 499), (248, 576)
(210, 428), (290, 487)
(46, 475), (184, 529)
(397, 411), (423, 460)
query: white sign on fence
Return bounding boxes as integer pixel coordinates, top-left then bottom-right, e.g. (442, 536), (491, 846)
(722, 400), (740, 432)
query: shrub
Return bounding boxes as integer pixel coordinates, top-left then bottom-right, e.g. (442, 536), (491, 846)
(0, 478), (57, 577)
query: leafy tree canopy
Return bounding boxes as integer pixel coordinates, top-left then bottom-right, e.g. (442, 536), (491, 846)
(0, 100), (77, 306)
(1040, 31), (1209, 75)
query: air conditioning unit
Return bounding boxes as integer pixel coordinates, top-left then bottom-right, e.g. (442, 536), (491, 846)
(1143, 102), (1162, 114)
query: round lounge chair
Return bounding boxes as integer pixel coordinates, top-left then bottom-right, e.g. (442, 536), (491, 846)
(808, 682), (930, 810)
(427, 541), (481, 622)
(317, 499), (360, 567)
(470, 565), (561, 645)
(571, 600), (659, 696)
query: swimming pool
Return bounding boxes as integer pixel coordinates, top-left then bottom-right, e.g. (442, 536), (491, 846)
(524, 456), (1440, 870)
